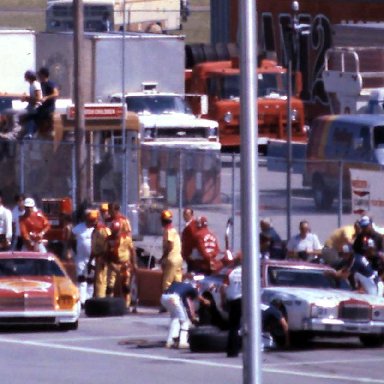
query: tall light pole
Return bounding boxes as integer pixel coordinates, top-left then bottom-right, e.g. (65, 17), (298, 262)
(74, 0), (87, 212)
(240, 0), (261, 383)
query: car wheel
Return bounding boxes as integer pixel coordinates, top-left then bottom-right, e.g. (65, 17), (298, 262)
(198, 293), (229, 330)
(60, 320), (78, 331)
(289, 331), (313, 348)
(189, 325), (228, 352)
(313, 176), (334, 210)
(84, 297), (127, 317)
(359, 334), (384, 347)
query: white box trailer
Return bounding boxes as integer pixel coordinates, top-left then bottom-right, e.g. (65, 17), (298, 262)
(0, 29), (36, 95)
(36, 32), (185, 102)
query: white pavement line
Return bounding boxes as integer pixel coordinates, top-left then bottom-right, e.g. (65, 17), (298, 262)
(264, 367), (384, 383)
(36, 334), (163, 343)
(0, 337), (242, 370)
(265, 356), (384, 367)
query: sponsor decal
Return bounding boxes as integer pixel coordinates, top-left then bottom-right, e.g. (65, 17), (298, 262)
(0, 280), (51, 294)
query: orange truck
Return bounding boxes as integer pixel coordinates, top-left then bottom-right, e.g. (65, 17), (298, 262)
(186, 58), (306, 151)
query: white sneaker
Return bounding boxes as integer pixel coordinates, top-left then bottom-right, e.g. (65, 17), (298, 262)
(165, 341), (174, 348)
(178, 342), (190, 349)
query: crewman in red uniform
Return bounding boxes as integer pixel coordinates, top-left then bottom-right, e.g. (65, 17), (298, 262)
(181, 207), (198, 271)
(19, 197), (50, 252)
(188, 216), (220, 274)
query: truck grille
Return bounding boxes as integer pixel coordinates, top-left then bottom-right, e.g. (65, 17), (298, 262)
(339, 301), (371, 322)
(0, 296), (54, 311)
(155, 128), (207, 139)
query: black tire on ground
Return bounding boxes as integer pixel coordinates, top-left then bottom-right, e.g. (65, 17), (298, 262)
(189, 325), (228, 352)
(84, 297), (127, 317)
(359, 334), (384, 347)
(60, 320), (78, 331)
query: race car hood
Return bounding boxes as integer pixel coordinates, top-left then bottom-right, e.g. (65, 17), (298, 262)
(263, 287), (384, 306)
(0, 277), (56, 296)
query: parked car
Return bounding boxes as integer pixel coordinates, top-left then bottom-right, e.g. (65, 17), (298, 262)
(196, 259), (384, 347)
(0, 251), (80, 329)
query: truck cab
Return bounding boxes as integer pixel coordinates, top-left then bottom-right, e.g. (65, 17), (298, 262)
(186, 58), (306, 151)
(109, 82), (220, 150)
(303, 114), (384, 210)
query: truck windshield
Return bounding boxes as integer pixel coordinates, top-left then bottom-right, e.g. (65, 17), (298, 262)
(125, 95), (191, 114)
(216, 73), (286, 99)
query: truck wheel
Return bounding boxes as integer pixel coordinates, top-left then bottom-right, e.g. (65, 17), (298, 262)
(84, 297), (127, 317)
(359, 334), (384, 347)
(189, 325), (228, 352)
(313, 177), (333, 210)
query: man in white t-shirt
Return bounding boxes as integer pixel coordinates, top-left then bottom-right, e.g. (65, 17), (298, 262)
(287, 220), (323, 261)
(11, 194), (25, 251)
(72, 210), (95, 305)
(0, 192), (12, 250)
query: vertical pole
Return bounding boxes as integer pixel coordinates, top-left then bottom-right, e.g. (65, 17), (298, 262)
(178, 150), (184, 235)
(72, 143), (77, 212)
(121, 0), (128, 215)
(74, 0), (87, 209)
(20, 142), (25, 194)
(286, 57), (293, 241)
(338, 160), (343, 228)
(239, 0), (261, 383)
(231, 152), (236, 250)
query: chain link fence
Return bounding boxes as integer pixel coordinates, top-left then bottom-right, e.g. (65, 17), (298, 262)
(2, 139), (383, 251)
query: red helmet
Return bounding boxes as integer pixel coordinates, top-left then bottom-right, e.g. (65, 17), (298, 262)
(111, 220), (121, 234)
(161, 209), (173, 221)
(197, 216), (208, 228)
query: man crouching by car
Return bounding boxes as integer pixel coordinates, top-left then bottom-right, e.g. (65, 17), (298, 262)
(161, 281), (210, 349)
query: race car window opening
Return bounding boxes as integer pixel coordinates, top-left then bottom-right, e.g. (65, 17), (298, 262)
(0, 259), (65, 277)
(267, 267), (338, 289)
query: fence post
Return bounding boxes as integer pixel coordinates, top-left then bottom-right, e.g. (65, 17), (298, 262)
(178, 149), (184, 235)
(338, 160), (343, 228)
(231, 152), (236, 250)
(72, 143), (77, 212)
(19, 141), (25, 194)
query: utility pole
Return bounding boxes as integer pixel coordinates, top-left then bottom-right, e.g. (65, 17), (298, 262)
(74, 0), (87, 211)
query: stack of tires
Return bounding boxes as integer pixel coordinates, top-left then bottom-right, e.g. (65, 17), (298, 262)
(189, 325), (228, 352)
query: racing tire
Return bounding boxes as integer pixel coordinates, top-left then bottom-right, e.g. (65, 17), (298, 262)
(60, 321), (79, 331)
(189, 325), (228, 352)
(313, 177), (334, 210)
(84, 297), (127, 317)
(359, 334), (384, 348)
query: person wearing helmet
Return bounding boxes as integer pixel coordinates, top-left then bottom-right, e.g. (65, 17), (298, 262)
(88, 209), (111, 298)
(108, 202), (131, 237)
(19, 197), (50, 252)
(188, 216), (220, 274)
(181, 207), (198, 269)
(106, 207), (137, 309)
(160, 209), (183, 292)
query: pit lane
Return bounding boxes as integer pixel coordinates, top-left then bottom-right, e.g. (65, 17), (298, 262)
(0, 310), (383, 384)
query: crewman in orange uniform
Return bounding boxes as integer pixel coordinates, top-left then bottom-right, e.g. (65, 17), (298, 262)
(160, 210), (183, 291)
(189, 216), (220, 274)
(88, 209), (111, 298)
(106, 218), (137, 309)
(19, 197), (50, 252)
